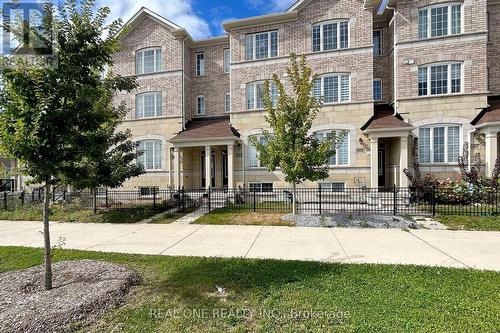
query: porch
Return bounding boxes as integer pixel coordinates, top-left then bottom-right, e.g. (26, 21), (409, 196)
(169, 116), (240, 190)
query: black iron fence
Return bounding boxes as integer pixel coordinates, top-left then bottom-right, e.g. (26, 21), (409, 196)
(1, 186), (500, 217)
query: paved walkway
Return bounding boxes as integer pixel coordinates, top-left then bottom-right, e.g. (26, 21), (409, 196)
(1, 221), (499, 271)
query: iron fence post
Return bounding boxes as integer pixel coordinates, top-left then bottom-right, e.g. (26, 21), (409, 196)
(181, 186), (185, 213)
(153, 187), (157, 211)
(20, 191), (25, 205)
(253, 189), (256, 212)
(208, 187), (211, 212)
(105, 188), (109, 208)
(319, 187), (322, 215)
(3, 192), (7, 210)
(432, 187), (436, 217)
(52, 188), (56, 203)
(93, 188), (97, 214)
(393, 185), (397, 216)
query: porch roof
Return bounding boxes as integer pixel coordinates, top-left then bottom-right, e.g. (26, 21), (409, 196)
(169, 116), (240, 143)
(361, 105), (413, 133)
(471, 97), (500, 128)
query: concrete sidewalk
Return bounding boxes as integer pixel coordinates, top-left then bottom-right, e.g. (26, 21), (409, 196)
(1, 221), (499, 271)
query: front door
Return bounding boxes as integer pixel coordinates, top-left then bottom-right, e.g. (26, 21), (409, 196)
(222, 150), (228, 188)
(201, 151), (216, 188)
(378, 146), (386, 189)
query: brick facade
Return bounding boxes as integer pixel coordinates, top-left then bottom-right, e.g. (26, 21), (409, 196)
(109, 0), (500, 190)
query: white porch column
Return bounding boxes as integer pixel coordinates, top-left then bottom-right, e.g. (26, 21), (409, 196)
(399, 136), (409, 188)
(205, 145), (211, 190)
(227, 143), (235, 189)
(370, 138), (379, 189)
(485, 131), (498, 176)
(173, 148), (181, 189)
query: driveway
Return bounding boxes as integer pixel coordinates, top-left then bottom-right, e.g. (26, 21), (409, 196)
(1, 221), (499, 271)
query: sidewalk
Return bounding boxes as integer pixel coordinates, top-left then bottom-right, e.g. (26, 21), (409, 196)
(1, 221), (499, 271)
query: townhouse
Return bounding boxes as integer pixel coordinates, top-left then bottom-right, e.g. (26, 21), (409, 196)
(111, 0), (500, 193)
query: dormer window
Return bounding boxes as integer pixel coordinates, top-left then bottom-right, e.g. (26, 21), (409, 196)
(136, 48), (162, 75)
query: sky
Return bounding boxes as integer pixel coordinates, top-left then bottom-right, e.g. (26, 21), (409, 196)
(96, 0), (298, 39)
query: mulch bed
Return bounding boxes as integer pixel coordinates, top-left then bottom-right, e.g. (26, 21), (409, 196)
(0, 260), (140, 333)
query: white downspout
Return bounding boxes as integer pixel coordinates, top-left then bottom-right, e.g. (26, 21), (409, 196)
(182, 37), (187, 131)
(388, 6), (398, 115)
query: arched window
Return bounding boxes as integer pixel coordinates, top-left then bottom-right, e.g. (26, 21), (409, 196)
(136, 92), (162, 118)
(418, 125), (461, 164)
(136, 48), (162, 74)
(137, 140), (162, 170)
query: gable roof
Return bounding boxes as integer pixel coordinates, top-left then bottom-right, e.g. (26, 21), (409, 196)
(361, 104), (414, 132)
(169, 117), (240, 142)
(117, 7), (182, 40)
(471, 97), (500, 128)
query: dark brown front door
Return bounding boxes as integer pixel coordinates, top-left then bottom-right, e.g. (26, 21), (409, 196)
(378, 147), (386, 189)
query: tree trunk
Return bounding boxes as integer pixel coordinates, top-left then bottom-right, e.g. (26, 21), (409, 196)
(43, 183), (52, 290)
(292, 182), (297, 215)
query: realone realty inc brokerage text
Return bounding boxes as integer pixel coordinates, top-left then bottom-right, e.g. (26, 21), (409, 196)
(149, 307), (351, 323)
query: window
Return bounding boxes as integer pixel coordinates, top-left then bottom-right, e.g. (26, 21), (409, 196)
(139, 187), (159, 196)
(312, 21), (349, 52)
(137, 140), (162, 170)
(418, 63), (462, 96)
(373, 29), (382, 55)
(249, 136), (267, 168)
(224, 92), (231, 113)
(373, 79), (382, 101)
(246, 81), (278, 110)
(196, 53), (205, 76)
(245, 31), (278, 60)
(319, 182), (345, 193)
(223, 48), (230, 73)
(418, 125), (461, 163)
(314, 131), (349, 166)
(249, 182), (273, 193)
(135, 93), (162, 118)
(136, 48), (162, 74)
(313, 74), (350, 103)
(418, 4), (462, 39)
(197, 96), (205, 115)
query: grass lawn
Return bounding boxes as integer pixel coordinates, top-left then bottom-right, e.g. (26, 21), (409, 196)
(0, 204), (167, 224)
(195, 207), (294, 226)
(1, 246), (499, 332)
(435, 215), (500, 231)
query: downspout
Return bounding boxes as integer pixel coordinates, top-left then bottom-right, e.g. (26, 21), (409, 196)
(387, 6), (398, 115)
(182, 36), (187, 131)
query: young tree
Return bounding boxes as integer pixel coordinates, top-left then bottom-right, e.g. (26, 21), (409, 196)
(250, 54), (343, 214)
(0, 0), (142, 290)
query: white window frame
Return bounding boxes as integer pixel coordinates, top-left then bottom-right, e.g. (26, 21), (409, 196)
(135, 92), (163, 119)
(136, 47), (162, 75)
(319, 182), (346, 193)
(418, 62), (463, 96)
(312, 20), (350, 52)
(224, 92), (231, 113)
(313, 74), (351, 104)
(373, 78), (383, 101)
(196, 52), (205, 76)
(137, 140), (163, 171)
(248, 135), (267, 168)
(373, 29), (382, 56)
(246, 81), (278, 111)
(418, 124), (462, 164)
(245, 31), (279, 61)
(418, 3), (463, 39)
(223, 48), (230, 74)
(196, 95), (205, 115)
(315, 130), (350, 167)
(249, 182), (274, 193)
(139, 186), (159, 197)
